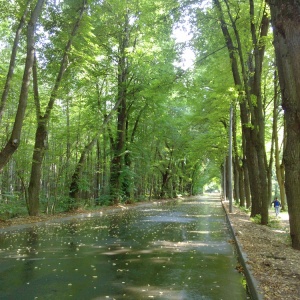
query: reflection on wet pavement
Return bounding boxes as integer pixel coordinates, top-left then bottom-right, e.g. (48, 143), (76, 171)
(0, 196), (249, 299)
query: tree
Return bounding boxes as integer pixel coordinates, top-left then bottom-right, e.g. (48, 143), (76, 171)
(212, 0), (270, 224)
(0, 0), (46, 170)
(27, 0), (87, 216)
(0, 0), (33, 123)
(267, 0), (300, 249)
(272, 70), (286, 209)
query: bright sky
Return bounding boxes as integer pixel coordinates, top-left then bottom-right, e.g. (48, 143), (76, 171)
(172, 1), (212, 70)
(172, 24), (195, 70)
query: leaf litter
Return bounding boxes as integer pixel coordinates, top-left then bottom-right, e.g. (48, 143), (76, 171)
(223, 202), (300, 300)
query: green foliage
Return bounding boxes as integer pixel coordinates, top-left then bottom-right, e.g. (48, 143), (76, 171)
(239, 206), (250, 214)
(0, 0), (281, 217)
(95, 195), (113, 207)
(268, 216), (281, 229)
(0, 200), (27, 220)
(250, 214), (261, 224)
(251, 214), (281, 229)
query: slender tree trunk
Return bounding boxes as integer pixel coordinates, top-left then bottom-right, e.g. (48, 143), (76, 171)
(0, 0), (45, 170)
(232, 104), (241, 204)
(245, 138), (261, 216)
(216, 0), (269, 222)
(28, 121), (48, 215)
(214, 0), (263, 216)
(273, 71), (286, 209)
(243, 160), (251, 208)
(0, 0), (33, 123)
(267, 0), (300, 249)
(238, 165), (245, 207)
(69, 152), (86, 203)
(68, 94), (124, 205)
(160, 171), (170, 198)
(248, 4), (269, 224)
(123, 104), (147, 201)
(110, 97), (127, 203)
(96, 140), (101, 203)
(27, 0), (87, 215)
(109, 14), (130, 204)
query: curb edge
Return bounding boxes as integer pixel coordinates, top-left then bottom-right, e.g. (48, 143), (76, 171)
(222, 201), (264, 300)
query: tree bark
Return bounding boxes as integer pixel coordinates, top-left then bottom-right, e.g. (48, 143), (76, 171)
(27, 0), (87, 216)
(215, 0), (269, 222)
(214, 0), (260, 212)
(0, 0), (45, 171)
(68, 92), (124, 205)
(109, 14), (130, 204)
(267, 0), (300, 249)
(233, 104), (242, 205)
(248, 8), (269, 224)
(0, 0), (33, 124)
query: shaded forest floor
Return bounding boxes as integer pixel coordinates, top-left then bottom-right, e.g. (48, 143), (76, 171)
(1, 197), (300, 299)
(223, 201), (300, 300)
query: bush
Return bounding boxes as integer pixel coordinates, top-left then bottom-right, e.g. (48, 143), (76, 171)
(0, 201), (27, 220)
(95, 195), (111, 206)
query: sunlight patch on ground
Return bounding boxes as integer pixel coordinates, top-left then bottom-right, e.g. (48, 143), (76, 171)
(140, 208), (166, 212)
(272, 229), (286, 234)
(188, 230), (222, 234)
(143, 216), (196, 223)
(102, 248), (131, 256)
(238, 218), (251, 223)
(187, 214), (211, 218)
(123, 285), (188, 300)
(152, 240), (212, 249)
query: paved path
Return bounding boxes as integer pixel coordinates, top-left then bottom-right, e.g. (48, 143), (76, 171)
(269, 208), (289, 220)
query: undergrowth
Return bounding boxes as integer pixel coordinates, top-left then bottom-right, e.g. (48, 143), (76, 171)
(250, 214), (281, 229)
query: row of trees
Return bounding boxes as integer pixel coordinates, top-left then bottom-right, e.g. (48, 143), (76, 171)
(194, 0), (299, 249)
(0, 0), (299, 249)
(0, 0), (219, 219)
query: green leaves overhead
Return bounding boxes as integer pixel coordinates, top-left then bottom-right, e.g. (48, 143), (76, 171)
(0, 0), (282, 212)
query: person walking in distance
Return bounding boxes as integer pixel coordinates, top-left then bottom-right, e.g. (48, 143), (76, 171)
(272, 197), (281, 217)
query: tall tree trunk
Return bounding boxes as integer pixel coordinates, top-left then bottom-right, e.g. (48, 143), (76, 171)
(0, 0), (33, 123)
(28, 120), (48, 215)
(27, 0), (87, 216)
(248, 2), (269, 224)
(215, 0), (269, 222)
(273, 71), (286, 209)
(95, 81), (106, 203)
(68, 94), (124, 205)
(69, 138), (102, 205)
(109, 14), (130, 204)
(214, 0), (261, 214)
(0, 0), (45, 170)
(233, 106), (246, 207)
(278, 126), (286, 209)
(123, 104), (147, 201)
(267, 0), (300, 249)
(232, 104), (242, 204)
(110, 98), (127, 204)
(238, 165), (246, 207)
(96, 139), (101, 203)
(243, 160), (251, 208)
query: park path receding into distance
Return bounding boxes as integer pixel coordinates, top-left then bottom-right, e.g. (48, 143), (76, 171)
(0, 195), (249, 299)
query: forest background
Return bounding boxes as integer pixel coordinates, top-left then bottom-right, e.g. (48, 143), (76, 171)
(1, 0), (300, 249)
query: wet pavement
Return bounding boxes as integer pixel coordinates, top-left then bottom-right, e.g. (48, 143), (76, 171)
(0, 195), (249, 299)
